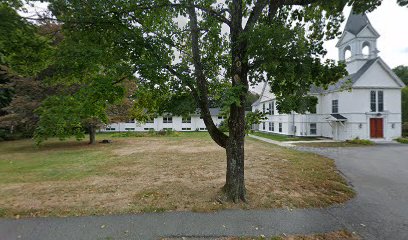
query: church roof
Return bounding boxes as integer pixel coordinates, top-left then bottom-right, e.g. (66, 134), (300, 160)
(344, 10), (371, 35)
(251, 82), (268, 106)
(310, 58), (378, 94)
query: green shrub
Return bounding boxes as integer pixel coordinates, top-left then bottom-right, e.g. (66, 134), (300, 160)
(346, 137), (374, 145)
(396, 137), (408, 144)
(0, 129), (6, 141)
(402, 122), (408, 137)
(111, 132), (145, 138)
(0, 129), (26, 141)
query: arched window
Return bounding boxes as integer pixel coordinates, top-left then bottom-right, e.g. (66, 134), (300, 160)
(344, 46), (352, 60)
(362, 42), (370, 57)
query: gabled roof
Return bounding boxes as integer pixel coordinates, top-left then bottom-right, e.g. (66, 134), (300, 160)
(193, 108), (221, 116)
(344, 11), (371, 35)
(310, 58), (378, 94)
(372, 58), (406, 88)
(251, 82), (267, 106)
(336, 10), (380, 47)
(310, 57), (405, 94)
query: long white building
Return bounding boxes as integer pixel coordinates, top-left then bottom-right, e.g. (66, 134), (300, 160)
(101, 108), (225, 132)
(252, 11), (405, 141)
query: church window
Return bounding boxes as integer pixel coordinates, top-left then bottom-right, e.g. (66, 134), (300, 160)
(344, 46), (352, 60)
(269, 101), (275, 115)
(332, 100), (339, 113)
(371, 90), (384, 112)
(310, 123), (317, 135)
(370, 91), (376, 112)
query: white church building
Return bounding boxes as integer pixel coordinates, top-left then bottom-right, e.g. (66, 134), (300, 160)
(252, 11), (405, 141)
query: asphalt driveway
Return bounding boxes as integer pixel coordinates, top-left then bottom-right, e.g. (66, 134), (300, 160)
(307, 143), (408, 239)
(1, 143), (408, 239)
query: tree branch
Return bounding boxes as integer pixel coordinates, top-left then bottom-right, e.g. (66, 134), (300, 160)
(281, 0), (319, 5)
(131, 2), (231, 26)
(187, 2), (228, 148)
(193, 5), (231, 26)
(243, 0), (269, 32)
(164, 65), (198, 97)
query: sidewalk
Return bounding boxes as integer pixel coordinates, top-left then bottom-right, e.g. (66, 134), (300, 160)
(0, 208), (346, 240)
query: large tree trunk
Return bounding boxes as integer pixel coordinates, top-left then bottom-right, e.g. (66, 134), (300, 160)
(89, 125), (96, 145)
(224, 106), (247, 202)
(222, 0), (249, 202)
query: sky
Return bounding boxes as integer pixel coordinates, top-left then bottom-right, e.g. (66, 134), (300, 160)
(324, 1), (408, 68)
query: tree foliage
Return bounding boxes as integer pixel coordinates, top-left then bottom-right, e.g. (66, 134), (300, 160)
(0, 3), (56, 138)
(393, 65), (408, 85)
(34, 77), (124, 144)
(393, 65), (408, 123)
(402, 87), (408, 123)
(0, 74), (53, 136)
(244, 110), (266, 134)
(0, 3), (53, 76)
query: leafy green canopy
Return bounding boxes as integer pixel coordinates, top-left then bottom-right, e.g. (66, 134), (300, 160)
(34, 76), (124, 143)
(393, 65), (408, 86)
(402, 88), (408, 123)
(393, 65), (408, 123)
(0, 3), (53, 76)
(46, 1), (340, 115)
(0, 3), (54, 134)
(42, 0), (404, 131)
(31, 0), (143, 142)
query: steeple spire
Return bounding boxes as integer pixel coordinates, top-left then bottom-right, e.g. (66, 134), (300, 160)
(344, 10), (371, 35)
(336, 9), (380, 74)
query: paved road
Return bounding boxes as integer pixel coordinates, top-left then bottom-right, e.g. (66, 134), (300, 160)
(1, 143), (408, 239)
(302, 143), (408, 239)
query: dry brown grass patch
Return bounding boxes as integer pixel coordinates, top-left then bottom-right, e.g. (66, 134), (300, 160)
(0, 133), (354, 217)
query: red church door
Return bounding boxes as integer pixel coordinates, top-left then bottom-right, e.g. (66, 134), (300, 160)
(370, 118), (384, 138)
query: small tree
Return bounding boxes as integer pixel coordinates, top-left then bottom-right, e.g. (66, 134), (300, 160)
(34, 76), (125, 145)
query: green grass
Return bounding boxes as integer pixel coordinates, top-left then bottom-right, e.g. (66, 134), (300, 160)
(250, 131), (319, 142)
(0, 139), (114, 184)
(0, 132), (215, 184)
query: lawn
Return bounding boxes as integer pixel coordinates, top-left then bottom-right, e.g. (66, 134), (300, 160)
(0, 132), (354, 218)
(250, 131), (320, 142)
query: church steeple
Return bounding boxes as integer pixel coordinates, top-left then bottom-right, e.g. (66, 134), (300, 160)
(336, 10), (380, 74)
(344, 11), (371, 35)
